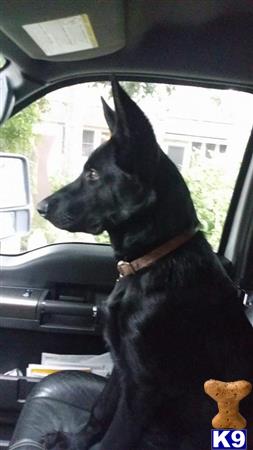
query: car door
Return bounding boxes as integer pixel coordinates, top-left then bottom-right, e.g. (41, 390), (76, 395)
(1, 77), (253, 447)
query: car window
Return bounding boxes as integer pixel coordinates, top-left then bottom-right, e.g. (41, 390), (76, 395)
(0, 81), (252, 254)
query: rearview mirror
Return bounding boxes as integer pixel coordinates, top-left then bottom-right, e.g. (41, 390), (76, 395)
(0, 153), (31, 240)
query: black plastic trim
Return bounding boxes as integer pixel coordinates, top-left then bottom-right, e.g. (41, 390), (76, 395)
(218, 127), (253, 258)
(0, 375), (40, 411)
(12, 73), (253, 118)
(0, 242), (117, 288)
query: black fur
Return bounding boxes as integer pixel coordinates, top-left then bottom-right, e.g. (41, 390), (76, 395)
(38, 80), (253, 450)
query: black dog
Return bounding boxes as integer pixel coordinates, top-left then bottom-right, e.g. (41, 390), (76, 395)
(37, 80), (253, 450)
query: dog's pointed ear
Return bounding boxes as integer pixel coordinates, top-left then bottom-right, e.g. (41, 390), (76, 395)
(112, 78), (155, 138)
(101, 97), (116, 133)
(111, 78), (159, 183)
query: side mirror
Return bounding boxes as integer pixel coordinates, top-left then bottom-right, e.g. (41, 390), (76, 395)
(0, 153), (31, 241)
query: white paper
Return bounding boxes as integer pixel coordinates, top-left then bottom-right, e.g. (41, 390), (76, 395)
(25, 352), (113, 378)
(41, 352), (97, 366)
(23, 14), (98, 56)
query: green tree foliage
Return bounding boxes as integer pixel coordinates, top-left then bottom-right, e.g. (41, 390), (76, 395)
(0, 98), (48, 158)
(92, 80), (174, 101)
(115, 81), (174, 99)
(0, 99), (49, 251)
(184, 154), (235, 251)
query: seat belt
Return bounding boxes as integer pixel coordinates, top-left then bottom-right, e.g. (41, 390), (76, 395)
(239, 288), (253, 327)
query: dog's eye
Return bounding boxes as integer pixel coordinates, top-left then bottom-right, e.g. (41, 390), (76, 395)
(85, 168), (100, 181)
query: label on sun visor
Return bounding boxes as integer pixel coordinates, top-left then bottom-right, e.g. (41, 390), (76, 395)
(23, 14), (98, 56)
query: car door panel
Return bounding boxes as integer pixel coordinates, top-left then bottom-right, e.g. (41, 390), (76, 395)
(1, 243), (116, 288)
(1, 243), (116, 333)
(0, 242), (116, 432)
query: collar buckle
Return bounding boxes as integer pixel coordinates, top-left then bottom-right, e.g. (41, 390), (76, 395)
(117, 260), (136, 277)
(116, 227), (199, 279)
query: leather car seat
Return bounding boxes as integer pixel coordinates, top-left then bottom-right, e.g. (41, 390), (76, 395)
(9, 371), (106, 450)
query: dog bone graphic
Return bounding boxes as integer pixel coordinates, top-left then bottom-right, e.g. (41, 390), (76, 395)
(204, 379), (252, 429)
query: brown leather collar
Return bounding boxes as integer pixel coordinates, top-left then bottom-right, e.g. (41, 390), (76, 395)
(117, 227), (199, 278)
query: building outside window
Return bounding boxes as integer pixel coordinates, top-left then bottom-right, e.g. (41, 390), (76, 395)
(167, 144), (186, 170)
(100, 131), (110, 144)
(82, 129), (95, 156)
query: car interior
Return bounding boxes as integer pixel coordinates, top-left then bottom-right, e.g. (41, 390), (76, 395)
(1, 1), (253, 449)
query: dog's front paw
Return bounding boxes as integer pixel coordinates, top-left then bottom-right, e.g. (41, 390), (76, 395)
(41, 431), (74, 450)
(41, 430), (94, 450)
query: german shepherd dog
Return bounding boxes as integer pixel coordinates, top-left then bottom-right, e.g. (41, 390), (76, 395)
(38, 80), (253, 450)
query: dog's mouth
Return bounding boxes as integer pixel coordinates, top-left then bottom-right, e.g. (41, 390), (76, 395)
(65, 222), (103, 235)
(43, 212), (103, 235)
(43, 213), (73, 231)
(80, 222), (104, 235)
(37, 198), (104, 235)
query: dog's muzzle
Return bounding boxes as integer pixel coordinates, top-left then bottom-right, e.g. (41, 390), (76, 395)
(37, 199), (49, 218)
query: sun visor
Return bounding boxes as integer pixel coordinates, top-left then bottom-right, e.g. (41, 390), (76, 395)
(0, 0), (125, 62)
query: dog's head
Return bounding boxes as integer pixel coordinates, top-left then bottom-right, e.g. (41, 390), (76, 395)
(37, 80), (198, 239)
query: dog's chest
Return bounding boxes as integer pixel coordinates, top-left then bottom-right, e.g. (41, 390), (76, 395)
(103, 278), (142, 356)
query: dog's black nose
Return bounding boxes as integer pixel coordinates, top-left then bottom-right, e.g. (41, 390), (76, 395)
(37, 199), (49, 217)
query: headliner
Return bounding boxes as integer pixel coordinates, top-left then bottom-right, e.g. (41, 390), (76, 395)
(1, 0), (253, 109)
